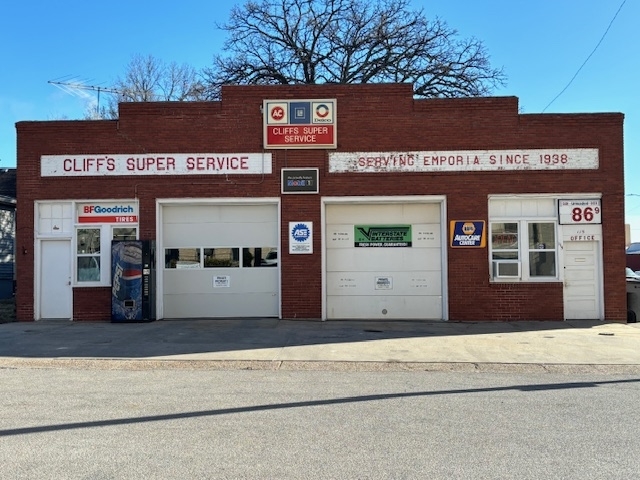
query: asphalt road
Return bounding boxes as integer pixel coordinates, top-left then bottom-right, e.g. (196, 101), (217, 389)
(1, 366), (639, 479)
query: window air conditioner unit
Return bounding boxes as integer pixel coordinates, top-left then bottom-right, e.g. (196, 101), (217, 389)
(493, 261), (521, 279)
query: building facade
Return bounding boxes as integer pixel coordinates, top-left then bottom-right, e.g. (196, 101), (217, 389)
(16, 84), (626, 322)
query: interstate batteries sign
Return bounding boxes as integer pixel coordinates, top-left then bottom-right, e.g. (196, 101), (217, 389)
(354, 225), (412, 247)
(263, 99), (336, 149)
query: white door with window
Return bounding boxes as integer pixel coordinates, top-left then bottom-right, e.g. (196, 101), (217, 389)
(40, 240), (72, 319)
(563, 241), (601, 320)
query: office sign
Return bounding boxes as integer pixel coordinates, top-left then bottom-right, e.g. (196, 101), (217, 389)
(264, 99), (337, 149)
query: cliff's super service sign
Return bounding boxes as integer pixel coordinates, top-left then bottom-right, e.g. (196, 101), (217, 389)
(264, 99), (336, 149)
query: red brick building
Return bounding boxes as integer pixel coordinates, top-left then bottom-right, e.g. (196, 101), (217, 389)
(15, 84), (626, 322)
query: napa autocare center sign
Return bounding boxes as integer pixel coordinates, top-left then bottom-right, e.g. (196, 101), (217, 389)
(40, 153), (272, 176)
(264, 99), (336, 148)
(450, 221), (486, 247)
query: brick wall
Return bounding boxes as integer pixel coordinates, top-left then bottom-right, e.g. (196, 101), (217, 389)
(16, 83), (626, 322)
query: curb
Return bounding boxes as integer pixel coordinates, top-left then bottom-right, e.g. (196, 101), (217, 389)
(2, 358), (640, 374)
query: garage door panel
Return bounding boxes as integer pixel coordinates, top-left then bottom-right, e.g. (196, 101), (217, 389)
(164, 205), (276, 224)
(164, 221), (278, 247)
(326, 203), (440, 224)
(325, 201), (444, 320)
(328, 295), (443, 320)
(162, 202), (279, 318)
(326, 248), (441, 272)
(163, 292), (278, 318)
(327, 271), (441, 296)
(164, 270), (278, 294)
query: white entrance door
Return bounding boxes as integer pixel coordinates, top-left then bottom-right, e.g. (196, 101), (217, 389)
(40, 240), (72, 319)
(563, 241), (601, 320)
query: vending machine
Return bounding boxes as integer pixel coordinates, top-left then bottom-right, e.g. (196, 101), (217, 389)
(111, 240), (156, 322)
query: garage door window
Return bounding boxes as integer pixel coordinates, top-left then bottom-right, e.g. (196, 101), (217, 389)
(204, 248), (239, 268)
(165, 247), (277, 268)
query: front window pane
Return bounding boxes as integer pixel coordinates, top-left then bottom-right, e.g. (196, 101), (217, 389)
(529, 251), (556, 276)
(77, 256), (100, 281)
(77, 228), (100, 254)
(77, 228), (101, 282)
(165, 248), (201, 268)
(204, 248), (239, 268)
(528, 222), (556, 277)
(528, 223), (556, 249)
(491, 222), (518, 261)
(113, 227), (137, 241)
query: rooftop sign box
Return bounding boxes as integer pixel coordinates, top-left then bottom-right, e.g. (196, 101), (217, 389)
(263, 99), (337, 149)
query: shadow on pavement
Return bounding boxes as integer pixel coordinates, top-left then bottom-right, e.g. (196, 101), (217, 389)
(0, 315), (621, 360)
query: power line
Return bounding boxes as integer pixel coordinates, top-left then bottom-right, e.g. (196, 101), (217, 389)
(48, 79), (123, 118)
(542, 0), (626, 112)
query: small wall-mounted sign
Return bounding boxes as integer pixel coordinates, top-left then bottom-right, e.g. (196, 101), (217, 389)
(281, 168), (319, 194)
(213, 275), (230, 288)
(289, 221), (313, 254)
(558, 199), (602, 225)
(263, 99), (337, 149)
(449, 221), (486, 248)
(375, 276), (393, 290)
(354, 225), (412, 247)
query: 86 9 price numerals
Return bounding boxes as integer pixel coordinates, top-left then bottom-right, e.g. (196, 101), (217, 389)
(571, 206), (600, 223)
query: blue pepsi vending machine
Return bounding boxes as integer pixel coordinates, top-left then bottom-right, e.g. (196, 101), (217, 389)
(111, 240), (156, 322)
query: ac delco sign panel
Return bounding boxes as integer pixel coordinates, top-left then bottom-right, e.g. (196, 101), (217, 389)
(263, 99), (337, 149)
(77, 202), (138, 223)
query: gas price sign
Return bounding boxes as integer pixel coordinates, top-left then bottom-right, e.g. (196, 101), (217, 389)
(558, 199), (602, 225)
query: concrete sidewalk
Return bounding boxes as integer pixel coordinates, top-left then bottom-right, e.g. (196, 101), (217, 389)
(1, 318), (640, 372)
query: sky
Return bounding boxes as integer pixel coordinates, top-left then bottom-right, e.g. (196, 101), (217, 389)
(1, 0), (638, 241)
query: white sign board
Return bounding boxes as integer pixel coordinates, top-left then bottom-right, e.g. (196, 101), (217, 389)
(213, 275), (231, 288)
(375, 276), (393, 290)
(329, 149), (598, 173)
(289, 222), (313, 254)
(558, 199), (602, 225)
(41, 153), (272, 176)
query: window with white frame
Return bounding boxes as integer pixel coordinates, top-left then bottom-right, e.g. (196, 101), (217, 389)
(75, 226), (138, 284)
(489, 198), (558, 281)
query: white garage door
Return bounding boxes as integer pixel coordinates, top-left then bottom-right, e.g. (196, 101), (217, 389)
(326, 202), (443, 320)
(162, 203), (279, 318)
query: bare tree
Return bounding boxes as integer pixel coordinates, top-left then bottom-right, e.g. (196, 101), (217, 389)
(102, 54), (207, 118)
(202, 0), (506, 98)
